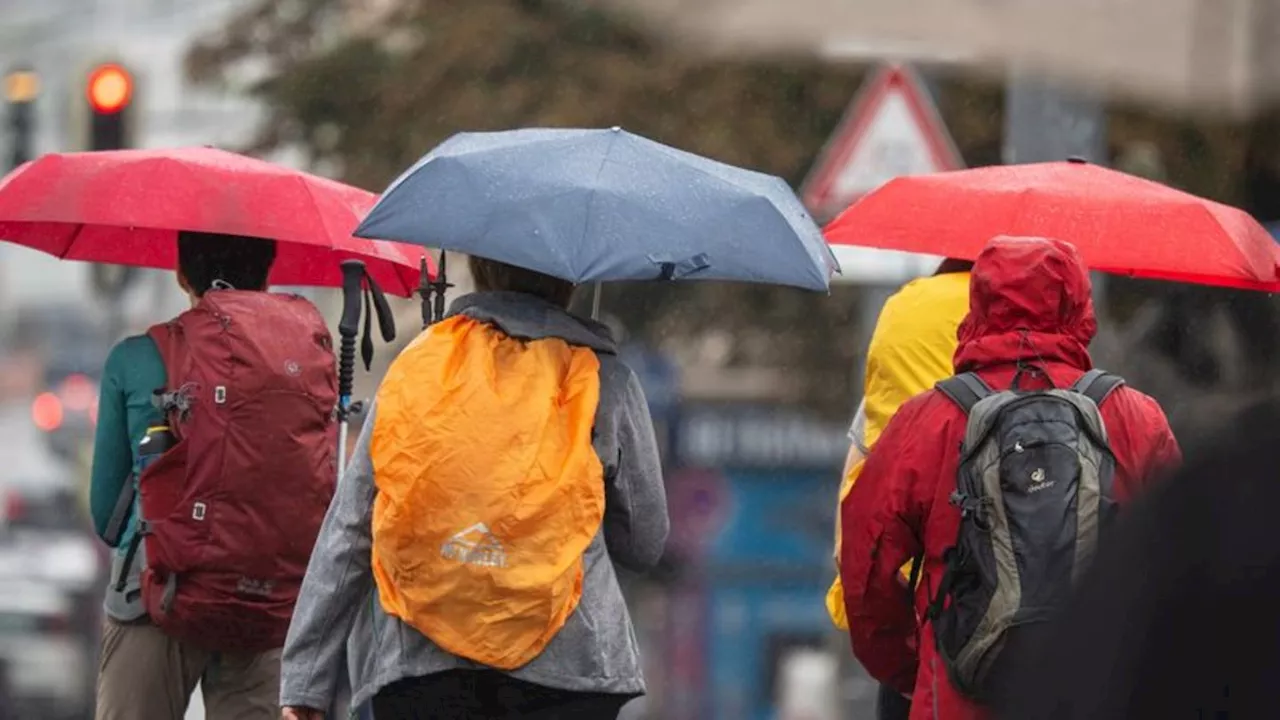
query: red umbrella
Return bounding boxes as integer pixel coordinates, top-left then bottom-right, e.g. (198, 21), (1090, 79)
(0, 147), (433, 297)
(824, 159), (1280, 291)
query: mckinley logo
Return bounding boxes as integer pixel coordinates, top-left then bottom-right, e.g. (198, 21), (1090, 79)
(440, 523), (507, 568)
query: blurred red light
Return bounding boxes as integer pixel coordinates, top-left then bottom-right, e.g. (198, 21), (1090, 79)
(39, 614), (69, 634)
(2, 492), (22, 521)
(87, 63), (132, 114)
(32, 392), (64, 432)
(60, 373), (96, 412)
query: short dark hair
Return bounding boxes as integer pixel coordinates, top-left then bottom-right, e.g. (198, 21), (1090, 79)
(176, 231), (277, 296)
(935, 257), (975, 275)
(468, 255), (575, 308)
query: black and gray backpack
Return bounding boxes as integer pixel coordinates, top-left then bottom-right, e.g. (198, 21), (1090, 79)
(926, 368), (1124, 703)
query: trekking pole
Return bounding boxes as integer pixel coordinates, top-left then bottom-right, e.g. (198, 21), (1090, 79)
(336, 259), (397, 476)
(416, 251), (454, 329)
(430, 250), (453, 326)
(418, 256), (432, 329)
(337, 259), (366, 476)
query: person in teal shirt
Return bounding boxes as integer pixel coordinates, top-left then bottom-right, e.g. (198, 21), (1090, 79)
(89, 230), (287, 720)
(87, 335), (164, 554)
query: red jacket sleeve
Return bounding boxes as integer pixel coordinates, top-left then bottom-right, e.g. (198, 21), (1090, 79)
(839, 393), (949, 694)
(1103, 387), (1183, 502)
(1135, 396), (1182, 486)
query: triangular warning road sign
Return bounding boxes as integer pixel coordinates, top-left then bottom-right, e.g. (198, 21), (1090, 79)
(801, 64), (963, 224)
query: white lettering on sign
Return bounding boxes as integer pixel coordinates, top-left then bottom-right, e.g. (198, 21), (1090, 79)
(678, 412), (849, 468)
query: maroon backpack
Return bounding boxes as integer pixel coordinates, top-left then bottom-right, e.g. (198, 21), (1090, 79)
(138, 290), (337, 652)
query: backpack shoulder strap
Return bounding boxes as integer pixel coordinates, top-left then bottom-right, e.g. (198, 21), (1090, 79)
(935, 372), (994, 415)
(146, 320), (195, 421)
(1071, 368), (1125, 408)
(146, 322), (180, 384)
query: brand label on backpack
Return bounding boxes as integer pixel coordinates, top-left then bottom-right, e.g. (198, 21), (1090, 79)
(440, 523), (508, 568)
(929, 370), (1122, 702)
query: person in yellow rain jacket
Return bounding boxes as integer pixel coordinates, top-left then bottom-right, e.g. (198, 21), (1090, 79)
(279, 256), (669, 720)
(827, 258), (972, 716)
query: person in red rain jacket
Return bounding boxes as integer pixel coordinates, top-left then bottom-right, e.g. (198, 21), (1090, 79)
(838, 235), (1182, 720)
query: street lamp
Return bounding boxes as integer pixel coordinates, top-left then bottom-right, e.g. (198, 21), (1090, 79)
(5, 67), (39, 170)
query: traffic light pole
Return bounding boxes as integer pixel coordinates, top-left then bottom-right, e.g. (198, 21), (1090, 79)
(7, 101), (31, 169)
(85, 62), (138, 316)
(5, 67), (38, 171)
(90, 264), (137, 341)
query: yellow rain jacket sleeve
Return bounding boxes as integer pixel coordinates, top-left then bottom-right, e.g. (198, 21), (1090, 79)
(827, 271), (971, 630)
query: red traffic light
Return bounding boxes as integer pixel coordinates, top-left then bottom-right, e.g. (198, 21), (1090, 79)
(87, 63), (132, 114)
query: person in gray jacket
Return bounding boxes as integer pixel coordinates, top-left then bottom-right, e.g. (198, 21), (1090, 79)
(280, 256), (670, 720)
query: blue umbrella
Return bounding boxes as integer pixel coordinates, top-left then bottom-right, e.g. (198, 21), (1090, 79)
(354, 127), (840, 293)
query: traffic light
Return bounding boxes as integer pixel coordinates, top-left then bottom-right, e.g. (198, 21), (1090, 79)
(5, 67), (38, 170)
(86, 62), (133, 150)
(84, 63), (139, 308)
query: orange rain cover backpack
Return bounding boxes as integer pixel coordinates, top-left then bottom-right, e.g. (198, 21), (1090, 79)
(370, 314), (606, 669)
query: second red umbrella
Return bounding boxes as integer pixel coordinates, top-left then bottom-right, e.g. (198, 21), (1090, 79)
(824, 158), (1280, 291)
(0, 147), (433, 297)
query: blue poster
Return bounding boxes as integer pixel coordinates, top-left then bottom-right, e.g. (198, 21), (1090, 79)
(706, 470), (835, 571)
(665, 406), (850, 720)
(707, 584), (832, 720)
(699, 469), (839, 720)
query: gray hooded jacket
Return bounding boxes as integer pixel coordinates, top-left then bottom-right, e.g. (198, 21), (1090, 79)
(279, 291), (670, 711)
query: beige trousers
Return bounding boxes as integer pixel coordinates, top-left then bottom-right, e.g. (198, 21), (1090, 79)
(95, 618), (281, 720)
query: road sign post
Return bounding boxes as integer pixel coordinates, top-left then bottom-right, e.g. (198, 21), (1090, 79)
(1003, 67), (1109, 310)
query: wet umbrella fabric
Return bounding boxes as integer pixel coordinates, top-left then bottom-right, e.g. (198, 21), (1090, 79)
(354, 127), (839, 292)
(0, 147), (433, 296)
(824, 158), (1280, 291)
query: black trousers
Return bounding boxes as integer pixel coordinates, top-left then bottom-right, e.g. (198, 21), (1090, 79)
(371, 670), (635, 720)
(876, 683), (912, 720)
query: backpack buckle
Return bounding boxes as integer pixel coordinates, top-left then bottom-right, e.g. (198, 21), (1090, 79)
(153, 383), (196, 421)
(952, 492), (992, 526)
(951, 491), (985, 514)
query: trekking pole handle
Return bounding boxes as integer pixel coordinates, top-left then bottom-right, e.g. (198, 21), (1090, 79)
(338, 260), (366, 413)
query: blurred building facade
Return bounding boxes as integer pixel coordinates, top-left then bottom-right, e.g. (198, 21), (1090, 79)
(0, 5), (286, 718)
(0, 0), (291, 323)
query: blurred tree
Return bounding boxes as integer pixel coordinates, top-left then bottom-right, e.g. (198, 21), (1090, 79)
(1094, 106), (1280, 394)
